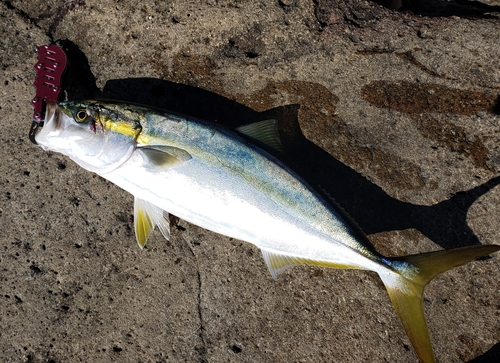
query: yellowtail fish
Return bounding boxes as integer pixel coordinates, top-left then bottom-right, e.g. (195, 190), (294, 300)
(34, 100), (499, 363)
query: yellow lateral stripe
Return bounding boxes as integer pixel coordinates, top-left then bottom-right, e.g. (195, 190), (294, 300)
(104, 120), (139, 138)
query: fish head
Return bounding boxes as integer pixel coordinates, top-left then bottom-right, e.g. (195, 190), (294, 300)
(35, 101), (142, 174)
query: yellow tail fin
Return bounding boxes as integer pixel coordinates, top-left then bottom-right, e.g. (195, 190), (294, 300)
(380, 245), (500, 363)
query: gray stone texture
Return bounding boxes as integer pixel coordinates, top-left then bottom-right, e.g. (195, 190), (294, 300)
(1, 0), (499, 362)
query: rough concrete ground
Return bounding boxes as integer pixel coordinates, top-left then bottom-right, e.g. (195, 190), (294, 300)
(1, 0), (500, 362)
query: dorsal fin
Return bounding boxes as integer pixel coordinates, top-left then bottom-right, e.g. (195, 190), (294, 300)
(236, 119), (283, 153)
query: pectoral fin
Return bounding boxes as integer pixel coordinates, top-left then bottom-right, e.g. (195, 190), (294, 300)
(139, 145), (192, 169)
(134, 197), (170, 248)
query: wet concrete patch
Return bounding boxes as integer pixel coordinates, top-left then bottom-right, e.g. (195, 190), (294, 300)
(362, 80), (499, 171)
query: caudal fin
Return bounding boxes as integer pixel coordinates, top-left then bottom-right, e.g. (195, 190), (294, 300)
(379, 245), (500, 363)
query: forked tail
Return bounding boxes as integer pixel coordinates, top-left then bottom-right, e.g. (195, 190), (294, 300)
(379, 245), (500, 363)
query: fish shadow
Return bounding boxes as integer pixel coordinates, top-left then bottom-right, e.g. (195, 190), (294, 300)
(397, 0), (500, 18)
(469, 341), (500, 363)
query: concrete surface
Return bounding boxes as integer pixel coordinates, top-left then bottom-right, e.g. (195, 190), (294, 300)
(1, 0), (500, 362)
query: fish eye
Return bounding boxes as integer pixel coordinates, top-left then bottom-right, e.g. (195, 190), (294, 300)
(75, 109), (88, 123)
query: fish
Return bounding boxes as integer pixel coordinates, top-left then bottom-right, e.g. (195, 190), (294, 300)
(34, 100), (499, 363)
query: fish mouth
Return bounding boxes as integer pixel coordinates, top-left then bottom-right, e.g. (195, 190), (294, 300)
(30, 103), (59, 145)
(33, 103), (66, 149)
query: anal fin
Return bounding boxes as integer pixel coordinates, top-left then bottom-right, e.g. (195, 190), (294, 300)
(261, 248), (358, 279)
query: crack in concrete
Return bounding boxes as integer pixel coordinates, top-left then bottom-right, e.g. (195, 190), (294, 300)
(195, 270), (208, 363)
(186, 239), (208, 362)
(3, 0), (43, 30)
(2, 0), (85, 40)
